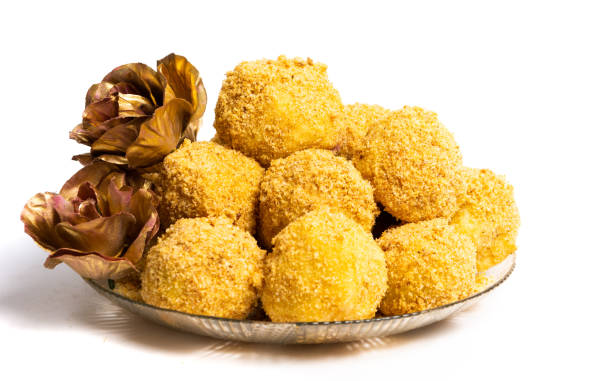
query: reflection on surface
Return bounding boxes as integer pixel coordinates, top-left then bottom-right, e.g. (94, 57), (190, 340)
(1, 238), (478, 361)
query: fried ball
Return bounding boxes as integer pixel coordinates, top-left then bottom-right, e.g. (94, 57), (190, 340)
(339, 103), (389, 159)
(378, 218), (477, 315)
(159, 140), (264, 234)
(214, 56), (344, 166)
(141, 217), (266, 318)
(354, 106), (466, 222)
(262, 208), (387, 322)
(258, 149), (379, 248)
(451, 168), (520, 272)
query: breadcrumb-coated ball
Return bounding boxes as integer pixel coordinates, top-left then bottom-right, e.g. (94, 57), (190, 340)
(259, 149), (379, 248)
(262, 208), (387, 322)
(339, 103), (390, 159)
(159, 140), (264, 234)
(354, 106), (466, 222)
(378, 218), (477, 315)
(214, 56), (344, 166)
(451, 168), (520, 272)
(141, 217), (266, 319)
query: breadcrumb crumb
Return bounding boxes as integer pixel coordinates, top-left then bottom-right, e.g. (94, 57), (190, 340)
(113, 274), (143, 302)
(159, 140), (264, 234)
(339, 103), (390, 159)
(354, 106), (466, 222)
(262, 208), (388, 322)
(259, 149), (378, 247)
(451, 168), (520, 272)
(378, 218), (477, 315)
(141, 217), (266, 319)
(214, 56), (344, 166)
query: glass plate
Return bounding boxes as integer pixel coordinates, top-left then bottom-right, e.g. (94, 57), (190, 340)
(84, 253), (515, 344)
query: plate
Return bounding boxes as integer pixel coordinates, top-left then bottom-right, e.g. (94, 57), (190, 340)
(85, 253), (515, 344)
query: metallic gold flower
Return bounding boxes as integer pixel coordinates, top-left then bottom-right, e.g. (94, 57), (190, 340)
(21, 162), (160, 280)
(70, 54), (206, 169)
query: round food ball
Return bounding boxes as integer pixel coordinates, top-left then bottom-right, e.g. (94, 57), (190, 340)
(339, 103), (389, 159)
(214, 56), (344, 166)
(451, 168), (520, 272)
(141, 217), (266, 319)
(378, 218), (477, 315)
(262, 208), (387, 322)
(259, 149), (379, 248)
(354, 106), (466, 223)
(159, 140), (264, 234)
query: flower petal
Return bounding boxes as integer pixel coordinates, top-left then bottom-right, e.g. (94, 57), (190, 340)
(70, 121), (101, 146)
(117, 93), (155, 117)
(106, 175), (133, 215)
(95, 154), (130, 166)
(60, 161), (118, 200)
(71, 153), (94, 166)
(158, 53), (207, 138)
(125, 98), (191, 168)
(103, 63), (164, 107)
(85, 82), (115, 105)
(109, 82), (140, 97)
(21, 193), (66, 251)
(124, 189), (159, 264)
(91, 120), (142, 155)
(83, 97), (119, 125)
(55, 213), (136, 257)
(44, 249), (137, 280)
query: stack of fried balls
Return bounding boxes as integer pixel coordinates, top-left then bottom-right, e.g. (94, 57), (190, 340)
(24, 55), (520, 323)
(142, 56), (519, 322)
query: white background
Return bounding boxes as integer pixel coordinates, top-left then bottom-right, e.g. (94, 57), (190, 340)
(1, 1), (610, 380)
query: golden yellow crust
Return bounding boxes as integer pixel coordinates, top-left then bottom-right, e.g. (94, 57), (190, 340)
(214, 56), (343, 166)
(339, 103), (389, 159)
(141, 217), (266, 319)
(451, 168), (520, 272)
(258, 149), (379, 247)
(378, 218), (476, 315)
(262, 208), (387, 322)
(159, 140), (264, 234)
(354, 106), (466, 222)
(113, 274), (143, 302)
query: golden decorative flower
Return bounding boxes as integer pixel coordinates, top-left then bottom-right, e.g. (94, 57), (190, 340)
(70, 54), (206, 169)
(21, 162), (160, 280)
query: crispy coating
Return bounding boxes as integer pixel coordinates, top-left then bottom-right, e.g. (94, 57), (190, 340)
(262, 208), (387, 322)
(354, 106), (466, 222)
(113, 274), (143, 302)
(141, 217), (266, 318)
(214, 56), (344, 166)
(451, 168), (520, 272)
(378, 218), (477, 315)
(258, 149), (379, 248)
(159, 140), (264, 234)
(339, 103), (390, 159)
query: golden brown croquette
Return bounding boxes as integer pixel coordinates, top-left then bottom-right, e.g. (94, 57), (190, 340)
(258, 149), (379, 248)
(261, 208), (387, 322)
(354, 106), (466, 223)
(339, 103), (390, 159)
(159, 140), (264, 234)
(378, 218), (477, 315)
(214, 56), (344, 166)
(141, 217), (266, 318)
(451, 168), (520, 272)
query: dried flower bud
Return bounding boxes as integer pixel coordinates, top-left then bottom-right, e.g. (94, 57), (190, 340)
(21, 162), (160, 280)
(70, 54), (206, 169)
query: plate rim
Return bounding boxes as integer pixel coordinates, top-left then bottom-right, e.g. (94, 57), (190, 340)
(84, 253), (516, 327)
